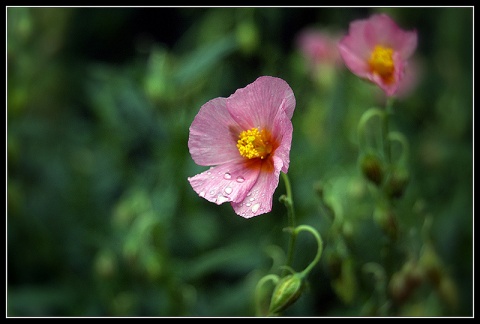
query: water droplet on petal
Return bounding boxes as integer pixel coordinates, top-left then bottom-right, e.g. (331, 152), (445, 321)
(224, 173), (232, 180)
(252, 203), (261, 213)
(246, 202), (251, 207)
(249, 197), (255, 202)
(217, 194), (229, 204)
(224, 187), (233, 195)
(209, 189), (216, 196)
(236, 176), (245, 183)
(199, 191), (206, 197)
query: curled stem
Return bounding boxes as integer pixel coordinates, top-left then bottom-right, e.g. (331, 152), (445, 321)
(296, 225), (324, 277)
(284, 225), (324, 278)
(383, 98), (394, 164)
(357, 107), (385, 154)
(255, 274), (280, 316)
(387, 131), (410, 165)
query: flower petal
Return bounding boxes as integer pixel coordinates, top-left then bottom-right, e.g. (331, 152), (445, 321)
(343, 18), (375, 57)
(394, 30), (417, 59)
(364, 14), (398, 47)
(226, 76), (295, 131)
(231, 155), (283, 218)
(188, 97), (244, 166)
(338, 37), (371, 77)
(271, 109), (293, 174)
(364, 14), (417, 59)
(188, 160), (261, 206)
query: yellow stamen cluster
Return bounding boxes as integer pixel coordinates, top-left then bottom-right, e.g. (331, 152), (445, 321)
(369, 45), (395, 83)
(237, 128), (272, 159)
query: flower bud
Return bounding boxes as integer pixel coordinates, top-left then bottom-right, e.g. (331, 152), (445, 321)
(389, 260), (424, 304)
(326, 250), (342, 279)
(419, 244), (442, 286)
(269, 273), (304, 314)
(385, 167), (409, 199)
(360, 152), (384, 186)
(389, 271), (409, 303)
(402, 260), (424, 289)
(373, 205), (398, 240)
(437, 276), (459, 310)
(236, 21), (259, 55)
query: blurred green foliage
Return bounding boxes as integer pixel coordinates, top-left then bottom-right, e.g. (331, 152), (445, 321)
(7, 7), (472, 317)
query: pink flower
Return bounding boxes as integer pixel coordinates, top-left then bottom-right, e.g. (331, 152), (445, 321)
(338, 13), (417, 97)
(187, 76), (296, 218)
(396, 57), (423, 99)
(296, 28), (341, 68)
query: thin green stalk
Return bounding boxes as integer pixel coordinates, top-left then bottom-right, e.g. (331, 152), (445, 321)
(281, 172), (297, 276)
(383, 98), (395, 165)
(296, 225), (323, 278)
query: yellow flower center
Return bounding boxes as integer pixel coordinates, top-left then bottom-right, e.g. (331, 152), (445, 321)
(237, 128), (272, 159)
(369, 45), (395, 83)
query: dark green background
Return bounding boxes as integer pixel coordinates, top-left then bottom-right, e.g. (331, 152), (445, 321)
(7, 7), (473, 317)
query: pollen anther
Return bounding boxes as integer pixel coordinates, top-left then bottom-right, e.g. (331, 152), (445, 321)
(369, 45), (395, 83)
(237, 128), (272, 159)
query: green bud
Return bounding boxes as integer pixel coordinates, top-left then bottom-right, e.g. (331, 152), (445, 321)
(437, 276), (459, 310)
(389, 271), (409, 303)
(236, 21), (259, 55)
(373, 206), (398, 240)
(313, 181), (324, 200)
(331, 257), (357, 304)
(342, 221), (355, 240)
(326, 250), (342, 279)
(389, 260), (424, 304)
(94, 249), (117, 279)
(360, 153), (384, 186)
(402, 260), (424, 289)
(419, 243), (442, 286)
(269, 273), (304, 314)
(385, 167), (409, 199)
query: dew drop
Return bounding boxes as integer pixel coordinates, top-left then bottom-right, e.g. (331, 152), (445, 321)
(199, 191), (206, 197)
(236, 176), (245, 183)
(249, 197), (255, 202)
(209, 189), (216, 196)
(224, 187), (233, 195)
(246, 202), (251, 207)
(217, 195), (229, 204)
(224, 173), (232, 180)
(251, 203), (261, 213)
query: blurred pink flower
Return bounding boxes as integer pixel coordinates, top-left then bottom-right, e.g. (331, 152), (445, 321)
(187, 76), (296, 218)
(296, 28), (341, 68)
(338, 13), (417, 97)
(396, 57), (423, 98)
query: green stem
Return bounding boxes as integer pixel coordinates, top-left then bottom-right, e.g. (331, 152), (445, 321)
(254, 274), (280, 316)
(387, 131), (410, 166)
(280, 172), (297, 276)
(357, 108), (384, 153)
(363, 262), (388, 315)
(383, 98), (395, 165)
(295, 225), (323, 278)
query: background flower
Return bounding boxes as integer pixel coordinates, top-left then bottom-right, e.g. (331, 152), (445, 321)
(296, 28), (342, 69)
(338, 13), (418, 96)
